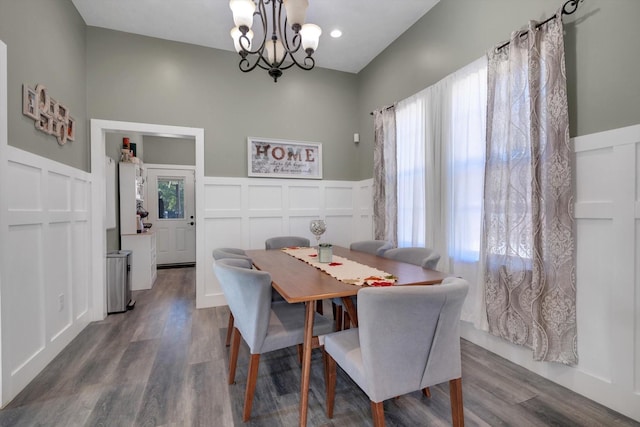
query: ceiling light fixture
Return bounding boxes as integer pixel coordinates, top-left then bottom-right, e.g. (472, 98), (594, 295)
(229, 0), (322, 82)
(330, 29), (342, 38)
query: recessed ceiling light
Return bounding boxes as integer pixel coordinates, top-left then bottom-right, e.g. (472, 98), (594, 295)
(330, 29), (342, 38)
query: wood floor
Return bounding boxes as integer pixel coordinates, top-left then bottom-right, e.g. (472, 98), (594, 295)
(1, 267), (637, 427)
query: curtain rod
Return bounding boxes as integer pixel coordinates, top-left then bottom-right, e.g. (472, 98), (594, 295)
(495, 0), (583, 51)
(369, 0), (583, 117)
(369, 105), (394, 116)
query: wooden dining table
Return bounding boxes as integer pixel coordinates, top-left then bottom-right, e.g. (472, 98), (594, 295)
(246, 246), (450, 427)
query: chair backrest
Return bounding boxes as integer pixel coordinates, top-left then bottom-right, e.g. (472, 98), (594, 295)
(383, 247), (441, 269)
(349, 240), (394, 256)
(265, 236), (310, 249)
(214, 259), (273, 353)
(212, 247), (252, 267)
(356, 277), (468, 402)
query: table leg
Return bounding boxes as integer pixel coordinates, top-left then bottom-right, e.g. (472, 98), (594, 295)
(299, 301), (315, 427)
(342, 296), (358, 328)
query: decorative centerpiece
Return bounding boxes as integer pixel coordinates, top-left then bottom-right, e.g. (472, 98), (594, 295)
(309, 219), (326, 246)
(318, 243), (333, 263)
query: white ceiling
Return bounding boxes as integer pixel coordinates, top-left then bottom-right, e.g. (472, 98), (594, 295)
(71, 0), (439, 74)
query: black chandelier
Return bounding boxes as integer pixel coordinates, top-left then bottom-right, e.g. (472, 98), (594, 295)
(229, 0), (322, 82)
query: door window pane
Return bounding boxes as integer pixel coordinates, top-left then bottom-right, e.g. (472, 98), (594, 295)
(157, 177), (185, 219)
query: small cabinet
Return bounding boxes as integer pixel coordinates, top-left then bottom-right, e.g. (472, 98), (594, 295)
(121, 232), (157, 291)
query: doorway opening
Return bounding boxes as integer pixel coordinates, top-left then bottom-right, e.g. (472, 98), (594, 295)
(90, 119), (205, 320)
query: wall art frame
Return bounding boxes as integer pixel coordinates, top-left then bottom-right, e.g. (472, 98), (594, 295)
(247, 137), (323, 179)
(22, 84), (38, 119)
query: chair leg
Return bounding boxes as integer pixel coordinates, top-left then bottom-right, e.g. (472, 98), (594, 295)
(243, 354), (261, 422)
(370, 401), (385, 427)
(324, 350), (337, 418)
(297, 344), (303, 365)
(334, 305), (343, 331)
(228, 327), (241, 385)
(343, 310), (351, 330)
(449, 377), (464, 427)
(316, 299), (323, 315)
(225, 312), (234, 347)
(422, 387), (431, 398)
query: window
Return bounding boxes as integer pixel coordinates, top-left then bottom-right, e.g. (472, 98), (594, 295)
(157, 177), (185, 219)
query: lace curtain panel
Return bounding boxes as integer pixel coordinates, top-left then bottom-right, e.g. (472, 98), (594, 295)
(373, 107), (397, 245)
(483, 12), (577, 365)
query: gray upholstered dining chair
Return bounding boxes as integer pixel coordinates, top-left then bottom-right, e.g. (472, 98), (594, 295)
(323, 277), (469, 427)
(265, 235), (321, 312)
(214, 259), (334, 422)
(265, 235), (311, 249)
(349, 240), (394, 256)
(212, 248), (252, 347)
(383, 246), (441, 270)
(332, 240), (395, 330)
(212, 247), (252, 263)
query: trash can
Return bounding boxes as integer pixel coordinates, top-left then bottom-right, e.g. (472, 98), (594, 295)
(106, 250), (133, 313)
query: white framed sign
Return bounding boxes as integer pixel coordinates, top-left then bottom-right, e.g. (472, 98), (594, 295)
(247, 137), (322, 179)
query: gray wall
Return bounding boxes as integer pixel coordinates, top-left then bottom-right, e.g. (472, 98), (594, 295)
(86, 27), (360, 180)
(356, 0), (640, 178)
(0, 0), (88, 171)
(143, 136), (195, 166)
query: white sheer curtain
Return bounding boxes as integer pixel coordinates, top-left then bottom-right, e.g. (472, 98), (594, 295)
(396, 93), (426, 247)
(394, 56), (488, 324)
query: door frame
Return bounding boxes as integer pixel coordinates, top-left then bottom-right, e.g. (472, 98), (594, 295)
(146, 164), (197, 266)
(90, 119), (205, 319)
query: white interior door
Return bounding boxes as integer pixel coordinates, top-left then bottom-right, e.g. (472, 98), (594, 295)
(146, 168), (196, 265)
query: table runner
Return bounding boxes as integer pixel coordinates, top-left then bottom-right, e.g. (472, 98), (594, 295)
(282, 247), (396, 286)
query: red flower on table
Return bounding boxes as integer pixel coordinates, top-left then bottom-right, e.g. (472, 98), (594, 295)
(369, 281), (394, 287)
(329, 262), (342, 266)
(308, 254), (317, 257)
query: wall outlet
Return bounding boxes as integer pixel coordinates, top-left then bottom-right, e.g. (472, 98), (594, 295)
(58, 294), (64, 312)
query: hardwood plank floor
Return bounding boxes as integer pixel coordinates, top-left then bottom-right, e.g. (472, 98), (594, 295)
(1, 267), (637, 426)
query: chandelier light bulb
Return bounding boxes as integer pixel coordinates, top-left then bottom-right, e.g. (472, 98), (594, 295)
(229, 0), (256, 30)
(300, 23), (322, 54)
(265, 39), (285, 66)
(283, 0), (309, 32)
(230, 27), (253, 53)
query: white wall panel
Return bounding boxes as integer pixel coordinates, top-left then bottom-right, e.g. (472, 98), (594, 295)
(248, 185), (282, 211)
(1, 146), (93, 406)
(46, 222), (71, 340)
(47, 172), (70, 212)
(203, 177), (374, 307)
(6, 224), (44, 374)
(72, 221), (90, 319)
(7, 161), (41, 211)
(249, 217), (284, 248)
(289, 185), (320, 210)
(325, 186), (353, 211)
(575, 219), (613, 381)
(575, 147), (613, 202)
(324, 215), (354, 248)
(73, 178), (89, 212)
(289, 215), (318, 239)
(204, 184), (241, 211)
(463, 123), (640, 422)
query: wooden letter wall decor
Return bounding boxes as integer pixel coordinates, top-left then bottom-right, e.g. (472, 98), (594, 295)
(23, 83), (76, 145)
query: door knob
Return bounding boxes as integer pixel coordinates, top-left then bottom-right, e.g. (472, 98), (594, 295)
(189, 221), (195, 226)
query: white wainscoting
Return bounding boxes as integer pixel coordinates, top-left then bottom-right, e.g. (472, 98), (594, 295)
(462, 123), (640, 422)
(201, 177), (373, 307)
(0, 146), (93, 407)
